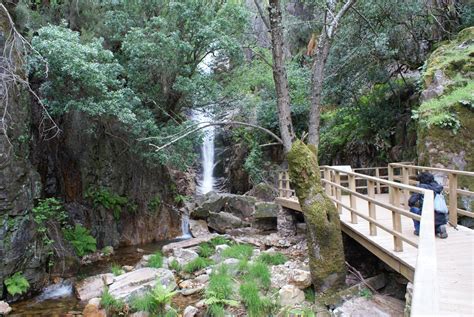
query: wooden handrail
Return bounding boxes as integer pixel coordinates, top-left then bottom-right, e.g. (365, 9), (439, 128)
(390, 162), (474, 177)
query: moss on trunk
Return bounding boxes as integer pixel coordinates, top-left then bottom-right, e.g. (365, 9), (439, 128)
(287, 140), (346, 293)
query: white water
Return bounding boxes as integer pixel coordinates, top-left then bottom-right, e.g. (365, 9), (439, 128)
(194, 110), (216, 195)
(36, 281), (73, 301)
(178, 212), (192, 239)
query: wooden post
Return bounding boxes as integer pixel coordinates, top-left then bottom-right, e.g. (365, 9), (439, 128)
(368, 179), (377, 235)
(402, 167), (410, 209)
(285, 172), (290, 198)
(349, 174), (357, 223)
(324, 168), (331, 195)
(335, 171), (342, 214)
(392, 187), (403, 252)
(448, 173), (458, 226)
(388, 164), (394, 205)
(278, 172), (283, 197)
(375, 167), (381, 194)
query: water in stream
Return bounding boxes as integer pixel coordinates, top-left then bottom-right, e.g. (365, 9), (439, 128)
(10, 240), (176, 316)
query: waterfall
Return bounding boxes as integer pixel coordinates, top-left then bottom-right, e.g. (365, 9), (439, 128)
(36, 281), (73, 301)
(194, 110), (215, 195)
(179, 212), (192, 239)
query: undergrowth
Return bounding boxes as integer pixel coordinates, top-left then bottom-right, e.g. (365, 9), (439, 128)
(148, 251), (163, 268)
(257, 252), (287, 265)
(239, 281), (274, 317)
(183, 257), (213, 273)
(221, 244), (253, 260)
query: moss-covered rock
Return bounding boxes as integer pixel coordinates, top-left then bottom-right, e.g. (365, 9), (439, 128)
(287, 140), (346, 293)
(416, 27), (474, 202)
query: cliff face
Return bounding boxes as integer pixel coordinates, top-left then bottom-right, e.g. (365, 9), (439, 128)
(416, 27), (474, 210)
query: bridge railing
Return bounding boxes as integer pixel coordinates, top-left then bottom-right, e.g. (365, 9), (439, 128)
(277, 166), (440, 315)
(388, 163), (474, 227)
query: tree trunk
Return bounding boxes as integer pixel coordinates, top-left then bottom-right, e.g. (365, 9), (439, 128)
(268, 0), (295, 153)
(287, 140), (346, 293)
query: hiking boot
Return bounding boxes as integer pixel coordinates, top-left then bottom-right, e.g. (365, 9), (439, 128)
(436, 225), (448, 239)
(413, 230), (419, 236)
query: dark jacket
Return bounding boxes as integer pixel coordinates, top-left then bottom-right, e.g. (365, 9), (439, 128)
(408, 182), (444, 208)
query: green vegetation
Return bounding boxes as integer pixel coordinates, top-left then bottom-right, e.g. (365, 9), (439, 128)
(63, 224), (97, 257)
(32, 198), (68, 248)
(305, 288), (316, 303)
(359, 288), (373, 300)
(4, 272), (30, 296)
(239, 281), (274, 317)
(169, 259), (181, 272)
(147, 196), (162, 213)
(204, 264), (239, 317)
(209, 236), (233, 247)
(183, 257), (213, 273)
(85, 187), (129, 220)
(243, 262), (271, 289)
(221, 244), (253, 260)
(111, 263), (124, 276)
(130, 284), (178, 316)
(197, 242), (215, 258)
(100, 287), (126, 315)
(147, 251), (164, 268)
(257, 252), (287, 265)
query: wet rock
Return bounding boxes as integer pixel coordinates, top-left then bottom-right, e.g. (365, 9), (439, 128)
(87, 297), (101, 308)
(183, 305), (199, 317)
(82, 303), (106, 317)
(75, 274), (115, 301)
(122, 265), (134, 272)
(208, 212), (243, 233)
(181, 287), (204, 296)
(246, 183), (278, 202)
(189, 219), (210, 237)
(0, 301), (12, 315)
(171, 248), (199, 266)
(162, 235), (216, 255)
(279, 285), (305, 306)
(109, 268), (176, 300)
(333, 294), (405, 316)
(135, 254), (152, 269)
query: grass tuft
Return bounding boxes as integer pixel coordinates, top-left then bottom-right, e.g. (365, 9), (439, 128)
(204, 264), (238, 317)
(304, 287), (315, 302)
(183, 257), (213, 273)
(111, 263), (124, 276)
(209, 236), (232, 247)
(101, 287), (126, 315)
(168, 259), (181, 271)
(221, 244), (253, 260)
(239, 281), (274, 317)
(243, 261), (271, 289)
(198, 242), (215, 258)
(148, 251), (164, 268)
(257, 252), (287, 265)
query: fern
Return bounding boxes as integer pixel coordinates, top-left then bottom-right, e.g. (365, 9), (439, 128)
(63, 224), (97, 257)
(5, 272), (30, 296)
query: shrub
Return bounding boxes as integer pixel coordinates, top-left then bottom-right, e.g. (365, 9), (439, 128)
(130, 284), (178, 316)
(85, 187), (128, 220)
(239, 281), (274, 317)
(111, 263), (124, 276)
(198, 242), (215, 258)
(183, 257), (213, 273)
(63, 224), (97, 257)
(257, 252), (287, 265)
(101, 287), (126, 315)
(244, 262), (271, 289)
(221, 244), (253, 260)
(169, 259), (181, 271)
(148, 251), (164, 268)
(5, 272), (30, 296)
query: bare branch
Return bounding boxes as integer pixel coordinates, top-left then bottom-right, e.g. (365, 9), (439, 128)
(253, 0), (271, 30)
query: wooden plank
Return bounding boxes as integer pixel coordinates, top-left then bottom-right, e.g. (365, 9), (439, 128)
(368, 180), (377, 236)
(335, 171), (342, 214)
(449, 173), (458, 226)
(349, 174), (357, 224)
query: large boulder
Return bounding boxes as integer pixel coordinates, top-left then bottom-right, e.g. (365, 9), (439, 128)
(246, 183), (278, 202)
(221, 194), (256, 219)
(192, 192), (225, 219)
(75, 274), (115, 301)
(189, 219), (210, 238)
(278, 285), (305, 306)
(208, 212), (244, 233)
(108, 268), (176, 300)
(171, 248), (199, 266)
(253, 202), (279, 218)
(162, 235), (216, 255)
(333, 294), (405, 316)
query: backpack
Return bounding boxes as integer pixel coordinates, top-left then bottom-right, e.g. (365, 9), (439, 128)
(434, 193), (449, 214)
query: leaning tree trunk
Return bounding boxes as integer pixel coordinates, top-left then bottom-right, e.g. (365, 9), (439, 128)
(287, 140), (346, 293)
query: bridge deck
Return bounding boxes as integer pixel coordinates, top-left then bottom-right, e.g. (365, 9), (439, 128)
(276, 193), (474, 316)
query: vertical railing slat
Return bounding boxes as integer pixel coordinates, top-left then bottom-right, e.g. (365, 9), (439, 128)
(448, 173), (458, 227)
(368, 179), (377, 236)
(349, 174), (357, 223)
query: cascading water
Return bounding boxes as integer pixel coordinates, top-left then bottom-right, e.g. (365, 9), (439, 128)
(194, 110), (216, 195)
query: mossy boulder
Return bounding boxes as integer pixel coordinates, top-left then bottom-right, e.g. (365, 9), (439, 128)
(416, 27), (474, 207)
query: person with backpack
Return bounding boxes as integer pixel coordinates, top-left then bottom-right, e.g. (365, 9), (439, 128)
(408, 172), (449, 238)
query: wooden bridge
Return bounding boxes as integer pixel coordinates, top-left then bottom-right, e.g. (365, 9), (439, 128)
(275, 163), (474, 317)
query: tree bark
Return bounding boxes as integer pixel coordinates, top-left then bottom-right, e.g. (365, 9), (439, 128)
(268, 0), (295, 153)
(287, 140), (346, 293)
(307, 0), (357, 146)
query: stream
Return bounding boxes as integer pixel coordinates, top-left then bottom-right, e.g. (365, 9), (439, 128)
(10, 240), (179, 316)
